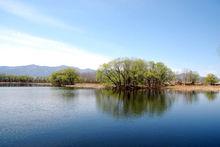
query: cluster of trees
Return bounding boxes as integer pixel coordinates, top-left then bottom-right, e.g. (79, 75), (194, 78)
(0, 68), (86, 87)
(205, 74), (218, 85)
(96, 58), (174, 89)
(97, 58), (220, 88)
(0, 74), (48, 83)
(49, 68), (79, 86)
(176, 69), (219, 85)
(181, 70), (200, 85)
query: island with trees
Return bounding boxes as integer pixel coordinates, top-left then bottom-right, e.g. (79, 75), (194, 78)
(96, 58), (174, 89)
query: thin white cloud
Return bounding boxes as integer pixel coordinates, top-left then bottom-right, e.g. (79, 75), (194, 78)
(0, 0), (82, 32)
(0, 29), (110, 69)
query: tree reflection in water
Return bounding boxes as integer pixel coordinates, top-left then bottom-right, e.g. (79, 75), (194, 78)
(95, 90), (176, 118)
(180, 91), (199, 104)
(205, 91), (218, 101)
(53, 87), (78, 102)
(173, 91), (219, 103)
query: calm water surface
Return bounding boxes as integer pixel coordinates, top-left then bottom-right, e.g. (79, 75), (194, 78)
(1, 87), (220, 146)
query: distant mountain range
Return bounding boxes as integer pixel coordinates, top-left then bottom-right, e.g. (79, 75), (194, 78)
(0, 65), (96, 77)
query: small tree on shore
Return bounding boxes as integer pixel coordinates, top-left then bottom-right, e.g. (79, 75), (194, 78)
(50, 68), (79, 87)
(205, 74), (218, 85)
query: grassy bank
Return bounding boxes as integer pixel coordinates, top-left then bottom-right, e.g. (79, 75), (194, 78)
(1, 81), (220, 92)
(65, 83), (106, 89)
(68, 84), (220, 91)
(67, 84), (220, 91)
(166, 85), (220, 92)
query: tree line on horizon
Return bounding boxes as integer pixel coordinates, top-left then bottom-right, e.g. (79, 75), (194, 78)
(175, 69), (219, 85)
(0, 58), (219, 88)
(0, 74), (48, 83)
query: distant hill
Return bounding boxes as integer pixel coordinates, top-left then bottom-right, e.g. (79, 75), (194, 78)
(0, 65), (96, 79)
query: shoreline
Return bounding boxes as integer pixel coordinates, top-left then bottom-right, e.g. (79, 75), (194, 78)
(166, 85), (220, 92)
(68, 84), (220, 91)
(1, 82), (220, 92)
(0, 82), (52, 86)
(70, 84), (220, 92)
(66, 83), (106, 89)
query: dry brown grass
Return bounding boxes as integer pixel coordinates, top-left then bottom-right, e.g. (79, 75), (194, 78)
(66, 83), (106, 89)
(67, 84), (220, 91)
(166, 85), (220, 92)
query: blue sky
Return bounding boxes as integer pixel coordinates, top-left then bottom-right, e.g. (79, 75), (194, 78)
(0, 0), (220, 76)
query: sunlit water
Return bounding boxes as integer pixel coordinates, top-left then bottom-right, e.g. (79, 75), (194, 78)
(1, 87), (220, 146)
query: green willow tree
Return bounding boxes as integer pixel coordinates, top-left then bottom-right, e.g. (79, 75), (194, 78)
(205, 73), (218, 85)
(96, 58), (174, 89)
(49, 68), (79, 87)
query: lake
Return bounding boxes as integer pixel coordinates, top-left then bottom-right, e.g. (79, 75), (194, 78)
(1, 87), (220, 146)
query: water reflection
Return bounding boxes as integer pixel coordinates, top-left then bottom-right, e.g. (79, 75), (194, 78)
(53, 88), (78, 102)
(1, 88), (220, 146)
(205, 91), (218, 101)
(95, 90), (176, 118)
(172, 91), (219, 103)
(179, 91), (199, 104)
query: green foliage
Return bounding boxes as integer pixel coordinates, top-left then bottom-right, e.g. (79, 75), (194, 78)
(97, 58), (174, 88)
(49, 68), (79, 86)
(205, 73), (218, 85)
